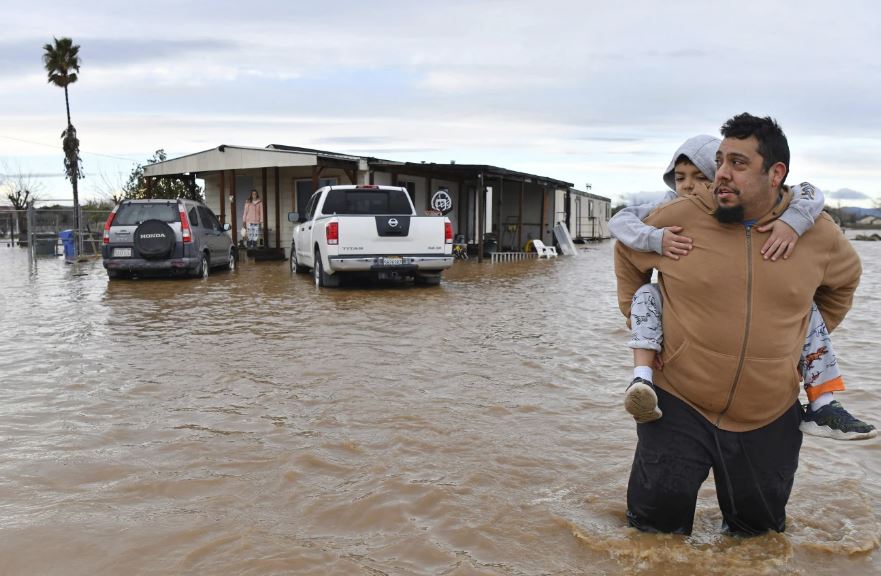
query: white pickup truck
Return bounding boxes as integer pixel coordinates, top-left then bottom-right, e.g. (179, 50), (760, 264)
(288, 185), (454, 287)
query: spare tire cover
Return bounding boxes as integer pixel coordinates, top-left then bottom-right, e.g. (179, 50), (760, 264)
(134, 219), (175, 259)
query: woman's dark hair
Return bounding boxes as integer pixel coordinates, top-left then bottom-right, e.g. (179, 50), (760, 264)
(720, 113), (790, 185)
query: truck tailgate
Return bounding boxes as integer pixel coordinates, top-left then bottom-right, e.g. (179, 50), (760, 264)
(336, 216), (448, 255)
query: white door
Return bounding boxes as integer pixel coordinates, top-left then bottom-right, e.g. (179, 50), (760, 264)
(296, 191), (321, 266)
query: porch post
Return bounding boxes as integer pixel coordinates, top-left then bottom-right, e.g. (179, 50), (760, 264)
(230, 169), (238, 246)
(540, 185), (547, 244)
(518, 180), (524, 249)
(427, 177), (433, 212)
(458, 179), (466, 239)
(275, 166), (281, 250)
(477, 172), (485, 263)
(565, 188), (571, 229)
(219, 171), (226, 225)
(497, 175), (503, 241)
(261, 167), (268, 248)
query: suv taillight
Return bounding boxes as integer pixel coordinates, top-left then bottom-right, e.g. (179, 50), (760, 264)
(102, 206), (119, 244)
(326, 221), (339, 245)
(179, 208), (192, 243)
(445, 222), (453, 244)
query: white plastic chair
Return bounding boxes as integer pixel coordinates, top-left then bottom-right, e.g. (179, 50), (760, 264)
(531, 239), (558, 258)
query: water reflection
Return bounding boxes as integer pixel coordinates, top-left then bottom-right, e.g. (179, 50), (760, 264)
(0, 243), (879, 575)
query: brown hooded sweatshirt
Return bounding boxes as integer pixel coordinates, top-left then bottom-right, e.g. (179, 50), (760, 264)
(615, 188), (861, 432)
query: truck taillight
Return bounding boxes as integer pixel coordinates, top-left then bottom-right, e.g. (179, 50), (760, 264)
(326, 221), (339, 245)
(179, 209), (193, 243)
(444, 222), (452, 244)
(102, 206), (119, 244)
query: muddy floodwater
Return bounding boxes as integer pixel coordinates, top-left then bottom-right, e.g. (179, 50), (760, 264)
(1, 240), (879, 575)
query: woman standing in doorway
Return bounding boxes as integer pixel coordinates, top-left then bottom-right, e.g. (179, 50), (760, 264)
(242, 189), (264, 248)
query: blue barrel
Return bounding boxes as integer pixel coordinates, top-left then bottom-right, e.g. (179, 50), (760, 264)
(59, 229), (75, 261)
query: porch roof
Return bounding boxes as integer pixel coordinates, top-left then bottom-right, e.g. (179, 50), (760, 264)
(142, 145), (366, 177)
(570, 188), (612, 203)
(368, 160), (573, 189)
(142, 144), (576, 191)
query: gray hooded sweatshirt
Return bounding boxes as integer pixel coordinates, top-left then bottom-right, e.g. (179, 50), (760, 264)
(609, 134), (825, 254)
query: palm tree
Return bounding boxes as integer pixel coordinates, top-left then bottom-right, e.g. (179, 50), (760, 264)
(42, 37), (83, 256)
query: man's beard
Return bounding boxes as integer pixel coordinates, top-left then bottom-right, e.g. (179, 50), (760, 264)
(715, 203), (745, 223)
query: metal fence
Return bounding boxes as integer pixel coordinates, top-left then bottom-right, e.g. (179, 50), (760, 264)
(1, 206), (111, 259)
(490, 251), (539, 263)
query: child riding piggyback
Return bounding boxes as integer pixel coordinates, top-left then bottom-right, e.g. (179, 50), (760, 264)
(609, 135), (875, 441)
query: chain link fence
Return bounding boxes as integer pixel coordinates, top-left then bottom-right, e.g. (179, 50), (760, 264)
(1, 206), (111, 257)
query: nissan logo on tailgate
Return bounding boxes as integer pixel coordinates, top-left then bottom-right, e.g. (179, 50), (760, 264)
(387, 218), (399, 228)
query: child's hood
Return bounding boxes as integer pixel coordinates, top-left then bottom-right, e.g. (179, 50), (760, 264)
(662, 135), (721, 191)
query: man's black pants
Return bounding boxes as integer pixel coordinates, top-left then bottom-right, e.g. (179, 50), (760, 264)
(626, 387), (803, 536)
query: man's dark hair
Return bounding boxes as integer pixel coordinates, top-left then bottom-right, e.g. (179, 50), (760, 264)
(720, 113), (790, 185)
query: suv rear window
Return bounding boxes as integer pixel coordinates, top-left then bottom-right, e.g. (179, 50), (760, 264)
(114, 203), (180, 226)
(321, 189), (412, 215)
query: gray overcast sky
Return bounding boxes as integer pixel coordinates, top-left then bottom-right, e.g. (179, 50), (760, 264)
(1, 0), (880, 206)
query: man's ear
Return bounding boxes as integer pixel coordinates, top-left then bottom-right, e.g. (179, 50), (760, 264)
(769, 162), (787, 189)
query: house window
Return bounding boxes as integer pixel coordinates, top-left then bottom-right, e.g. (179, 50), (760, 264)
(397, 180), (416, 206)
(295, 178), (337, 215)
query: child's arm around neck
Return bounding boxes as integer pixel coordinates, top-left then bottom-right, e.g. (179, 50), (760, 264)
(609, 190), (678, 254)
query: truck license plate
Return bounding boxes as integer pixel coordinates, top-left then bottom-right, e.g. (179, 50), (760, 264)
(382, 256), (403, 266)
(113, 247), (132, 257)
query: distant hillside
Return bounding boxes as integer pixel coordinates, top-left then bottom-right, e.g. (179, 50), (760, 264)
(840, 206), (881, 220)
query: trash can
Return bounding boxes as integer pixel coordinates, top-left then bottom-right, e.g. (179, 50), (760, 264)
(33, 232), (59, 256)
(59, 229), (75, 262)
(482, 233), (498, 257)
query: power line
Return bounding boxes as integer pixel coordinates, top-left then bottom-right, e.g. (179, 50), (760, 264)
(0, 173), (67, 178)
(0, 134), (140, 162)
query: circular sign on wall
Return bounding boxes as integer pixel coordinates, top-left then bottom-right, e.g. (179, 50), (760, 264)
(431, 188), (453, 214)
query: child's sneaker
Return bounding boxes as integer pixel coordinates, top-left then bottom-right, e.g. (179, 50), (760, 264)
(625, 377), (662, 423)
(800, 400), (877, 440)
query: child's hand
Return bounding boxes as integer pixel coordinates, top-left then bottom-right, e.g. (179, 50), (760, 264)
(662, 226), (693, 260)
(756, 220), (798, 261)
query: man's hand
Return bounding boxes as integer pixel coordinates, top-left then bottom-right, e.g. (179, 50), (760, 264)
(756, 220), (798, 261)
(662, 226), (693, 260)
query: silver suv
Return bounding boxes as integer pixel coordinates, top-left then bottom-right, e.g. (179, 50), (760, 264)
(102, 199), (236, 279)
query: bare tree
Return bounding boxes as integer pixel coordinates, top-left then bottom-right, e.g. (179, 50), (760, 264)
(1, 162), (44, 242)
(90, 167), (126, 205)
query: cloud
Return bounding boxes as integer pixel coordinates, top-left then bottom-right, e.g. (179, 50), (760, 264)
(827, 188), (871, 201)
(619, 191), (668, 206)
(3, 0), (881, 204)
(84, 38), (237, 66)
(0, 38), (236, 76)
